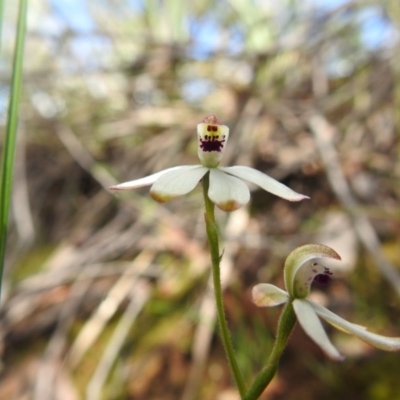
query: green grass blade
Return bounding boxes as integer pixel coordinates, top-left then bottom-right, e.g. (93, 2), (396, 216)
(0, 0), (28, 300)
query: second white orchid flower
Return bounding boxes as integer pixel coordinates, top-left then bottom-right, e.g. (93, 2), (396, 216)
(109, 115), (308, 211)
(252, 244), (400, 361)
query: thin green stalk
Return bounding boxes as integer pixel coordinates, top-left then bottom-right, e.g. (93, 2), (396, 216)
(244, 302), (297, 400)
(0, 0), (28, 299)
(202, 173), (247, 398)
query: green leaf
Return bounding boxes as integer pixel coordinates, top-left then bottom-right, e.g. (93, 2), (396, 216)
(0, 0), (28, 300)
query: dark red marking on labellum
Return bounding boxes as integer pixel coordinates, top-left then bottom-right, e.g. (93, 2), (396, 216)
(313, 265), (333, 286)
(200, 133), (226, 152)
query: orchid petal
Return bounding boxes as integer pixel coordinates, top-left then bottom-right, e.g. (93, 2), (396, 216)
(293, 299), (344, 361)
(150, 165), (208, 202)
(252, 284), (289, 307)
(310, 301), (400, 352)
(208, 168), (250, 211)
(109, 166), (189, 191)
(220, 166), (309, 202)
(284, 244), (341, 298)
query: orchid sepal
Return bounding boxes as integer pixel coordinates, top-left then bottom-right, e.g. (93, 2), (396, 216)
(149, 165), (208, 202)
(109, 165), (188, 191)
(310, 301), (400, 352)
(293, 299), (344, 361)
(220, 166), (310, 202)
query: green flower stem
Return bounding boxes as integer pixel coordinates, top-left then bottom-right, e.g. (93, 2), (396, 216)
(202, 173), (247, 398)
(244, 302), (297, 400)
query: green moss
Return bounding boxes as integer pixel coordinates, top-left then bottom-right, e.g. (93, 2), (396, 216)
(11, 245), (55, 284)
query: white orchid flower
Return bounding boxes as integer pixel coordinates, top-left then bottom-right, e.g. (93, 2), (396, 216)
(109, 115), (309, 211)
(252, 244), (400, 361)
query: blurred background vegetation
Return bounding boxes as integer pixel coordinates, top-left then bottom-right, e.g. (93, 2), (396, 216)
(1, 0), (400, 399)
